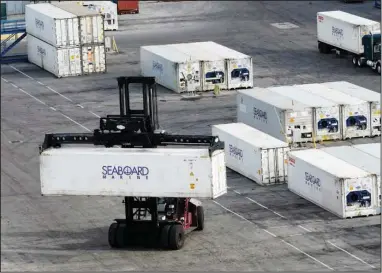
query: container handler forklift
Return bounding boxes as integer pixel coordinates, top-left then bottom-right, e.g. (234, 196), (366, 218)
(39, 77), (225, 250)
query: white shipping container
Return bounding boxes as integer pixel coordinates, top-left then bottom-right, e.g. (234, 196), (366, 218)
(269, 85), (342, 142)
(212, 123), (289, 185)
(317, 11), (380, 54)
(51, 2), (104, 45)
(170, 42), (227, 91)
(321, 145), (381, 214)
(237, 88), (314, 144)
(288, 149), (378, 218)
(323, 81), (381, 136)
(353, 143), (381, 158)
(40, 147), (227, 199)
(27, 34), (82, 78)
(140, 45), (202, 93)
(27, 35), (106, 77)
(296, 83), (371, 139)
(25, 3), (80, 47)
(197, 41), (253, 90)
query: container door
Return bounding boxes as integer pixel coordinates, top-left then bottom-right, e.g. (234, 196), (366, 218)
(277, 148), (289, 183)
(371, 102), (381, 136)
(178, 61), (202, 93)
(227, 58), (252, 89)
(211, 151), (227, 199)
(82, 46), (94, 74)
(202, 60), (227, 91)
(95, 45), (106, 72)
(343, 103), (371, 139)
(260, 149), (275, 184)
(57, 49), (70, 77)
(314, 106), (341, 141)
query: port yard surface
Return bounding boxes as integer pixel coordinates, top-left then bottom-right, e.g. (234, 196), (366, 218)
(1, 1), (381, 271)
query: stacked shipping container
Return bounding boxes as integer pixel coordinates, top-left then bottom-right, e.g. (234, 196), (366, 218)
(140, 41), (253, 93)
(25, 2), (106, 78)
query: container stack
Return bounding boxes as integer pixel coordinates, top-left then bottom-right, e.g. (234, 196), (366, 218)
(237, 82), (378, 145)
(287, 148), (379, 219)
(25, 2), (106, 78)
(211, 122), (289, 186)
(140, 41), (253, 93)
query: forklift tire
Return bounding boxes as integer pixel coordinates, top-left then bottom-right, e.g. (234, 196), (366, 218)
(115, 223), (126, 248)
(195, 206), (204, 231)
(108, 223), (119, 248)
(352, 56), (358, 66)
(160, 224), (171, 249)
(168, 224), (185, 250)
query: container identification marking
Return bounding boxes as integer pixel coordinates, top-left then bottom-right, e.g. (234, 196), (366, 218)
(152, 61), (163, 75)
(37, 46), (46, 56)
(332, 26), (343, 39)
(253, 107), (268, 123)
(305, 172), (321, 188)
(229, 144), (243, 161)
(35, 18), (44, 30)
(102, 165), (149, 180)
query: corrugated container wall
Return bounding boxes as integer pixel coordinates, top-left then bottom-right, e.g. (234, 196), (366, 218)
(321, 145), (381, 214)
(25, 3), (80, 48)
(27, 34), (106, 77)
(212, 123), (289, 185)
(27, 34), (82, 78)
(288, 148), (378, 218)
(5, 1), (29, 16)
(269, 85), (342, 142)
(40, 147), (227, 199)
(237, 88), (314, 144)
(323, 81), (381, 136)
(51, 1), (104, 45)
(296, 83), (371, 139)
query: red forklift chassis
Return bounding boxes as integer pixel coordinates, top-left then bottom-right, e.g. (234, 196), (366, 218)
(109, 197), (204, 250)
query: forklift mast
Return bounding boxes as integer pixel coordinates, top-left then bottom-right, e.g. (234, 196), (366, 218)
(39, 76), (223, 153)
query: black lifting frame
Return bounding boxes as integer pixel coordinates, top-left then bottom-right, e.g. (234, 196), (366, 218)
(39, 76), (224, 154)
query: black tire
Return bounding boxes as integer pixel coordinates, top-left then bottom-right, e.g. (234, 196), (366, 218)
(108, 223), (118, 248)
(318, 42), (324, 53)
(357, 58), (363, 67)
(195, 206), (204, 231)
(115, 223), (126, 248)
(352, 56), (358, 66)
(160, 225), (171, 249)
(377, 63), (381, 75)
(168, 224), (185, 250)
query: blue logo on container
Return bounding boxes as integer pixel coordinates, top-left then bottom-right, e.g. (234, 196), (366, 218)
(102, 165), (149, 180)
(229, 144), (243, 161)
